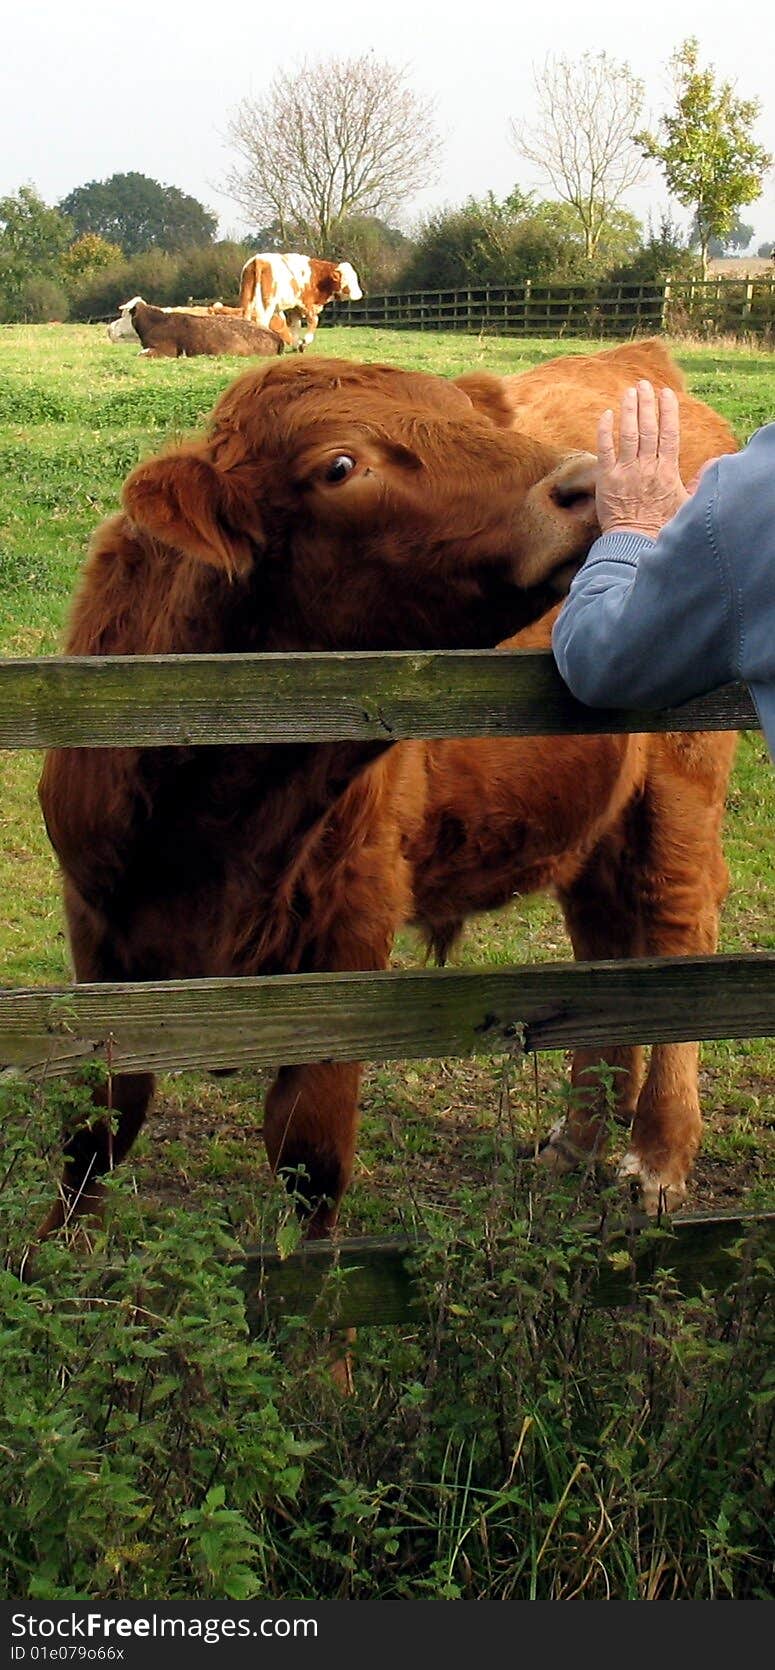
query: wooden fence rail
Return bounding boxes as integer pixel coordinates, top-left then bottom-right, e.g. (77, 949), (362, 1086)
(2, 645), (772, 1323)
(3, 955), (773, 1079)
(319, 277), (775, 339)
(0, 652), (759, 748)
(83, 276), (775, 337)
(240, 1213), (775, 1330)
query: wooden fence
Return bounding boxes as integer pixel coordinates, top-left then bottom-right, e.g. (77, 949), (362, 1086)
(2, 650), (773, 1321)
(321, 277), (775, 339)
(86, 276), (775, 338)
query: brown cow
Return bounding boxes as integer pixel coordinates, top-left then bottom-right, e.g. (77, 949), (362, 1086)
(37, 354), (598, 1237)
(38, 342), (738, 1229)
(120, 297), (284, 359)
(411, 340), (738, 1211)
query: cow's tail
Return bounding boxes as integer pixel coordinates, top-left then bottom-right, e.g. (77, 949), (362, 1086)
(239, 260), (258, 320)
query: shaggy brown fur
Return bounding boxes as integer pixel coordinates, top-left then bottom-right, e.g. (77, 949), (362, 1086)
(420, 341), (739, 1210)
(38, 342), (737, 1229)
(38, 354), (600, 1235)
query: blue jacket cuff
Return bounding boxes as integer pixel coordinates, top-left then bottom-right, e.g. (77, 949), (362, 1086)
(586, 530), (657, 566)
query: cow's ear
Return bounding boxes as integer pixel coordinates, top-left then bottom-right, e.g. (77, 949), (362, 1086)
(122, 447), (262, 576)
(453, 372), (515, 430)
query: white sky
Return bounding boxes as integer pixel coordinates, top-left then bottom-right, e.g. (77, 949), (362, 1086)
(2, 0), (774, 249)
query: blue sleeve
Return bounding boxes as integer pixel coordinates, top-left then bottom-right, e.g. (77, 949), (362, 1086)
(551, 461), (740, 709)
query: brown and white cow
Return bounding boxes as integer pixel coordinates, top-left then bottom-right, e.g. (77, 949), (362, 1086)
(237, 253), (362, 347)
(109, 297), (283, 359)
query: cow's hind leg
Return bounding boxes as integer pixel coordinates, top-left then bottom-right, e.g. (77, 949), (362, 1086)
(620, 786), (730, 1213)
(551, 832), (646, 1173)
(263, 1061), (362, 1238)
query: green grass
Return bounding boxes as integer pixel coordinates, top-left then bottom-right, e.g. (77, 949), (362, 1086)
(0, 322), (773, 1226)
(0, 324), (773, 1603)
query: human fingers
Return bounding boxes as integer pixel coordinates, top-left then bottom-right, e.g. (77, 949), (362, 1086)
(617, 386), (639, 464)
(636, 380), (658, 458)
(597, 408), (616, 471)
(657, 386), (681, 463)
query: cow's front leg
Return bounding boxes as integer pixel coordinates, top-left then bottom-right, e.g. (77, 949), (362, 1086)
(37, 883), (157, 1239)
(38, 1070), (156, 1239)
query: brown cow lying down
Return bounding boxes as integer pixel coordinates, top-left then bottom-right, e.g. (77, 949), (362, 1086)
(122, 297), (283, 359)
(38, 341), (735, 1233)
(38, 354), (599, 1236)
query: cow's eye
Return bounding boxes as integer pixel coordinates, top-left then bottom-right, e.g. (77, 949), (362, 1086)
(324, 454), (356, 483)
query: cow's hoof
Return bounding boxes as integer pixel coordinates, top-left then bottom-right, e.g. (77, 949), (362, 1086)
(617, 1150), (687, 1216)
(535, 1118), (591, 1173)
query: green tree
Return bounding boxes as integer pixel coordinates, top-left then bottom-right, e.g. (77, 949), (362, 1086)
(689, 211), (754, 257)
(639, 39), (771, 277)
(530, 200), (643, 269)
(58, 173), (217, 255)
(609, 213), (697, 284)
(0, 185), (72, 318)
(60, 232), (123, 282)
(329, 216), (414, 291)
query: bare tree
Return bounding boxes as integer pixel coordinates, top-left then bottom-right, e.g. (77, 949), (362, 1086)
(510, 53), (647, 261)
(224, 56), (440, 250)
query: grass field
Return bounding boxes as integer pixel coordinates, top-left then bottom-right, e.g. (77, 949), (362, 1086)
(0, 325), (773, 1602)
(0, 323), (773, 1230)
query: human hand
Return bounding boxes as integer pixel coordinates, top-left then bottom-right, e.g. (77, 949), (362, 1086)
(596, 380), (690, 537)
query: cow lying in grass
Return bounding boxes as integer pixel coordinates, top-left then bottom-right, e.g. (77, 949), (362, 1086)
(38, 342), (736, 1234)
(108, 297), (283, 358)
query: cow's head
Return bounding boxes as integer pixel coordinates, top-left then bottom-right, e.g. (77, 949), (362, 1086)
(332, 261), (363, 302)
(107, 296), (144, 343)
(122, 357), (597, 650)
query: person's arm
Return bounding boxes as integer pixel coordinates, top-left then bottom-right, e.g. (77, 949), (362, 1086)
(551, 471), (740, 708)
(552, 381), (740, 709)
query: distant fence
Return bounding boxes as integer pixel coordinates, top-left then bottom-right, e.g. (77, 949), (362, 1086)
(322, 277), (775, 340)
(84, 277), (775, 338)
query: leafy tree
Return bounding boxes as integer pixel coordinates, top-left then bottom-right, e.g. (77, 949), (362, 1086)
(60, 232), (123, 282)
(329, 216), (414, 291)
(225, 55), (440, 249)
(757, 241), (774, 258)
(400, 189), (641, 291)
(609, 213), (698, 284)
(0, 184), (72, 265)
(639, 40), (772, 277)
(58, 173), (217, 255)
(0, 185), (72, 318)
(510, 53), (647, 261)
(399, 193), (546, 290)
(173, 241), (256, 307)
(530, 200), (643, 269)
(689, 211), (754, 257)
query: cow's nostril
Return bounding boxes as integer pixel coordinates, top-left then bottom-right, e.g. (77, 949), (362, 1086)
(552, 482), (594, 508)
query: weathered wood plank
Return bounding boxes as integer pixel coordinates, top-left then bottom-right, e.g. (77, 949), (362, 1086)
(236, 1212), (775, 1330)
(0, 652), (756, 748)
(1, 955), (772, 1079)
